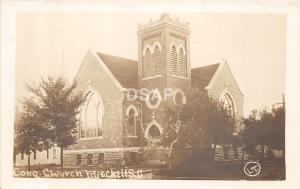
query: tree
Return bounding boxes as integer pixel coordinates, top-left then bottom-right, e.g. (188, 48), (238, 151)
(14, 98), (45, 170)
(27, 76), (86, 168)
(242, 106), (285, 163)
(166, 88), (235, 167)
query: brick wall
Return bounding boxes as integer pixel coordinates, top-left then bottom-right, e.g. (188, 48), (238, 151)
(69, 50), (124, 150)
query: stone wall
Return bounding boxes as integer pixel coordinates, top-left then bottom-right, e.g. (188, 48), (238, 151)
(63, 146), (170, 168)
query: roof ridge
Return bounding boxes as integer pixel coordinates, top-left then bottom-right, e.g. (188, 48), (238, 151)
(191, 63), (220, 70)
(97, 52), (138, 63)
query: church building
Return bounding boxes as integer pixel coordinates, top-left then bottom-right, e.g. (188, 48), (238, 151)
(15, 14), (244, 167)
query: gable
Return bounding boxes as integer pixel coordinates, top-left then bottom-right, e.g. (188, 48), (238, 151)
(74, 50), (124, 94)
(207, 63), (243, 96)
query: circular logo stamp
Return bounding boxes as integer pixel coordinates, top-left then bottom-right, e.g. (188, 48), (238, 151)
(243, 161), (261, 177)
(145, 89), (162, 109)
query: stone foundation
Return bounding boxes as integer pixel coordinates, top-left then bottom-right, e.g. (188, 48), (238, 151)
(63, 147), (170, 168)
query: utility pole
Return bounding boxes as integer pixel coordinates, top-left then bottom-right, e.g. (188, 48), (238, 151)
(282, 93), (285, 110)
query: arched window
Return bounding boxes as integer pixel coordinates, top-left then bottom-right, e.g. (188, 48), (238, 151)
(145, 120), (163, 139)
(219, 92), (235, 117)
(80, 91), (104, 138)
(148, 125), (161, 138)
(128, 109), (137, 136)
(153, 45), (161, 74)
(171, 45), (177, 75)
(178, 47), (186, 76)
(172, 88), (187, 105)
(126, 105), (138, 137)
(143, 47), (152, 77)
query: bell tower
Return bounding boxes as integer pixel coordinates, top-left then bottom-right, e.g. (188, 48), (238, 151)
(137, 13), (191, 95)
(137, 14), (191, 137)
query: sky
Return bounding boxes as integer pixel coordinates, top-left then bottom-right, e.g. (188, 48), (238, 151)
(16, 12), (286, 116)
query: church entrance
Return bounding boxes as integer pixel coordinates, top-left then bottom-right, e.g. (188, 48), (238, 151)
(144, 123), (163, 161)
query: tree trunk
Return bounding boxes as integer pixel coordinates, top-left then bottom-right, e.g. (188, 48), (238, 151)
(260, 145), (265, 164)
(232, 144), (239, 159)
(27, 153), (31, 171)
(211, 144), (216, 161)
(241, 145), (246, 161)
(60, 147), (64, 169)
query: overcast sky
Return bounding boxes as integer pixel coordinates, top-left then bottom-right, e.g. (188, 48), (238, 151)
(16, 12), (286, 116)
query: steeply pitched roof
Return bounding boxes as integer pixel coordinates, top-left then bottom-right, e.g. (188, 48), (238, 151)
(191, 63), (220, 91)
(96, 52), (220, 90)
(96, 52), (138, 89)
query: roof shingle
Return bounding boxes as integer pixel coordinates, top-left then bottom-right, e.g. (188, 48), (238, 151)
(191, 63), (220, 91)
(96, 52), (138, 89)
(96, 52), (219, 91)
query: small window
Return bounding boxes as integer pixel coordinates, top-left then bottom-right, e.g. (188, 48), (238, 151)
(175, 92), (183, 105)
(98, 153), (104, 165)
(76, 154), (82, 165)
(87, 154), (93, 165)
(53, 148), (56, 159)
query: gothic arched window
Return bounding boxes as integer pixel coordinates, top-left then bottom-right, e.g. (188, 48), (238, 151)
(143, 47), (152, 77)
(80, 91), (104, 138)
(178, 47), (186, 76)
(153, 45), (161, 74)
(127, 108), (137, 136)
(219, 92), (235, 117)
(171, 45), (177, 75)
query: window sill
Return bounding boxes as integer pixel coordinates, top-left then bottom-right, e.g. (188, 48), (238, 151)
(127, 135), (138, 138)
(142, 74), (162, 80)
(171, 74), (188, 80)
(79, 136), (103, 141)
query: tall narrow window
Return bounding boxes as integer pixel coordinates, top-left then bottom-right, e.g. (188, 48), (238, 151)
(145, 47), (152, 77)
(171, 45), (177, 75)
(178, 47), (186, 76)
(154, 45), (160, 74)
(127, 108), (137, 136)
